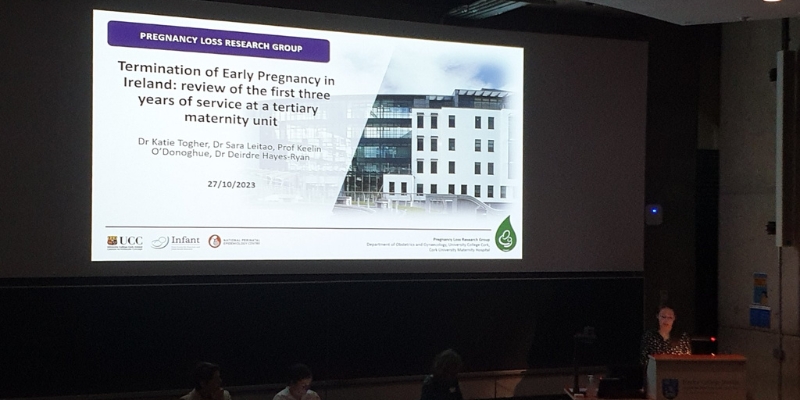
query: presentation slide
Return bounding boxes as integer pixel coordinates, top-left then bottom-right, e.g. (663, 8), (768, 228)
(92, 10), (524, 261)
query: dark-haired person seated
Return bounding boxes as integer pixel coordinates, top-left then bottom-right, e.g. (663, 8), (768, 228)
(639, 305), (691, 366)
(419, 349), (464, 400)
(182, 362), (232, 400)
(273, 363), (320, 400)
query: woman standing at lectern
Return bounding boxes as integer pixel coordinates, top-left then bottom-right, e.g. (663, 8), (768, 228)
(639, 305), (691, 366)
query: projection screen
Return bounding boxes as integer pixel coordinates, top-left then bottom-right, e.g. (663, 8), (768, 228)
(1, 0), (647, 277)
(91, 10), (524, 262)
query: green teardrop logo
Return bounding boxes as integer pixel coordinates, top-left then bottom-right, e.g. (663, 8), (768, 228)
(495, 216), (517, 252)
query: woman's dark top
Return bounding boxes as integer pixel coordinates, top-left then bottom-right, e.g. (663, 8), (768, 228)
(639, 330), (691, 365)
(419, 374), (463, 400)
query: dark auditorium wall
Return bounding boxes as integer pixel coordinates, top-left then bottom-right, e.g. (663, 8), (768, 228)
(0, 0), (719, 397)
(0, 278), (643, 397)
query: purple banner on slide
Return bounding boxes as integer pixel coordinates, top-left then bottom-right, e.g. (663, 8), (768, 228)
(107, 21), (329, 62)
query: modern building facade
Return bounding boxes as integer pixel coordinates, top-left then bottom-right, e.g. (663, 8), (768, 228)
(346, 89), (519, 207)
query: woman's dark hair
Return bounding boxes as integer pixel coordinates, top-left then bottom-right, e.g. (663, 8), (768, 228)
(657, 304), (676, 315)
(431, 349), (462, 379)
(287, 363), (313, 384)
(192, 362), (220, 390)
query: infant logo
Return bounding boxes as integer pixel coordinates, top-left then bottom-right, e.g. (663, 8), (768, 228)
(151, 236), (169, 249)
(107, 236), (118, 246)
(208, 234), (222, 248)
(495, 216), (517, 252)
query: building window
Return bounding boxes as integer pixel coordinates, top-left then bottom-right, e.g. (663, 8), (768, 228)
(417, 113), (424, 129)
(431, 136), (438, 152)
(431, 160), (438, 174)
(501, 186), (507, 198)
(417, 159), (424, 174)
(474, 162), (481, 175)
(402, 182), (407, 194)
(417, 136), (424, 151)
(488, 162), (494, 175)
(431, 113), (438, 129)
(475, 139), (481, 152)
(475, 116), (481, 129)
(389, 182), (395, 193)
(449, 138), (455, 151)
(474, 185), (481, 197)
(430, 184), (437, 194)
(448, 184), (455, 194)
(449, 115), (455, 128)
(488, 116), (495, 130)
(461, 184), (467, 195)
(488, 185), (494, 198)
(449, 161), (455, 174)
(363, 146), (380, 158)
(417, 183), (423, 194)
(488, 140), (494, 152)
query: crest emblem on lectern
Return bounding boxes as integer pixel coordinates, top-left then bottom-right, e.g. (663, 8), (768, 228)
(662, 378), (679, 399)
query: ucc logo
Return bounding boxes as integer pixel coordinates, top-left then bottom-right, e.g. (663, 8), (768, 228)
(118, 236), (143, 245)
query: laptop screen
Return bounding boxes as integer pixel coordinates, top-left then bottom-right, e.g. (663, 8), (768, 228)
(690, 336), (718, 355)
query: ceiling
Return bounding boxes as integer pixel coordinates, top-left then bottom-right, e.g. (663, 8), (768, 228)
(584, 0), (800, 26)
(413, 0), (800, 26)
(213, 0), (800, 26)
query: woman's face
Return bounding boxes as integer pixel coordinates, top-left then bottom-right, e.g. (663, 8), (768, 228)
(289, 378), (311, 399)
(657, 307), (676, 332)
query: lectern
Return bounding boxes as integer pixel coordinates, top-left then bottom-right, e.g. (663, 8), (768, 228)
(646, 354), (746, 400)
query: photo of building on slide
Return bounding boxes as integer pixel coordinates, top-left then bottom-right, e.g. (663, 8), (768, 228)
(252, 88), (520, 218)
(340, 89), (519, 216)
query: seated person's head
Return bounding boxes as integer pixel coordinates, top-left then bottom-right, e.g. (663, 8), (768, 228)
(192, 362), (222, 392)
(432, 349), (462, 380)
(287, 363), (313, 399)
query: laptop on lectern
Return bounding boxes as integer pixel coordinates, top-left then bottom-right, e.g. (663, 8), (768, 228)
(690, 336), (718, 355)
